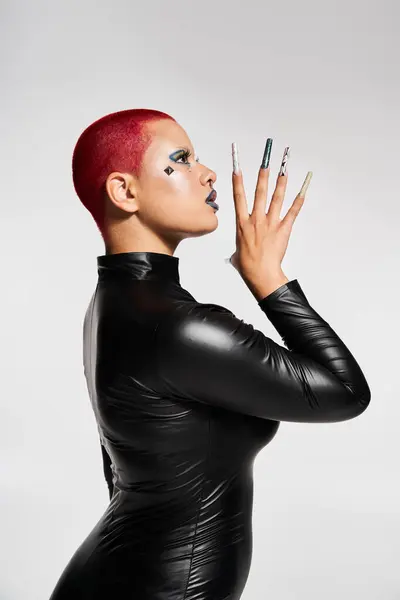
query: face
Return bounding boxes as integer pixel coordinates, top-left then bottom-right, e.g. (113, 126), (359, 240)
(129, 119), (218, 241)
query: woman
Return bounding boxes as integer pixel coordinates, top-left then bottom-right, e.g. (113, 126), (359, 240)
(49, 108), (370, 599)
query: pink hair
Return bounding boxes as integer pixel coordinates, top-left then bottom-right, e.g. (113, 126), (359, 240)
(71, 108), (176, 241)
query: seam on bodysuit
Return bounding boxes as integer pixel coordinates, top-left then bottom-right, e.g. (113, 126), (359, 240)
(75, 282), (118, 578)
(182, 415), (212, 600)
(88, 282), (99, 418)
(90, 283), (116, 519)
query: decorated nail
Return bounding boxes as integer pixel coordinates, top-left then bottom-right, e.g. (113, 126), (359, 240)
(299, 171), (313, 197)
(261, 138), (273, 169)
(279, 146), (290, 176)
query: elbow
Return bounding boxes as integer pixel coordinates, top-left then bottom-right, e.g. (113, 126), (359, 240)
(337, 384), (372, 422)
(311, 384), (371, 424)
(353, 385), (371, 416)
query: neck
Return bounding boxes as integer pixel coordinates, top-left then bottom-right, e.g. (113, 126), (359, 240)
(103, 219), (181, 257)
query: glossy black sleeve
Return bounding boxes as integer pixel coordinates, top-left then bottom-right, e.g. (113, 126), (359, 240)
(154, 279), (371, 423)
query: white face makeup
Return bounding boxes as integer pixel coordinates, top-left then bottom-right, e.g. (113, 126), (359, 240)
(133, 119), (218, 240)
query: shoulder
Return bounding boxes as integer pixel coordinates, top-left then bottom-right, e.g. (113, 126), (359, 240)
(159, 300), (236, 327)
(154, 300), (250, 355)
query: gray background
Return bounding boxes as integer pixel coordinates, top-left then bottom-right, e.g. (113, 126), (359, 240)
(2, 0), (399, 598)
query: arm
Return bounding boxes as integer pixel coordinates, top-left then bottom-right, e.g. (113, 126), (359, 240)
(154, 279), (371, 423)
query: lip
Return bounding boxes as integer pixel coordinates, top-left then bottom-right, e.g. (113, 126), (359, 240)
(205, 200), (219, 211)
(205, 189), (217, 203)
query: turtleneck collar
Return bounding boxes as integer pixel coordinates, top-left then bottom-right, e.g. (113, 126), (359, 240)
(97, 251), (180, 284)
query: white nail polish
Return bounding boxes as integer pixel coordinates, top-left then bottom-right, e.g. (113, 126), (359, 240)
(232, 142), (240, 174)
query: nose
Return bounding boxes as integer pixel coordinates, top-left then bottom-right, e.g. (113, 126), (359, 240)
(200, 166), (217, 188)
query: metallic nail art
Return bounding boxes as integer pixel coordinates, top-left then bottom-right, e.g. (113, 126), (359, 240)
(279, 146), (290, 176)
(232, 142), (240, 174)
(299, 171), (313, 196)
(261, 138), (273, 169)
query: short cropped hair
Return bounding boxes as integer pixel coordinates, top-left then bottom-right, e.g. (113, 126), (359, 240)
(72, 108), (175, 240)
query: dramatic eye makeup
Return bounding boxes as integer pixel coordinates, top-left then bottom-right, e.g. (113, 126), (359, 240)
(168, 148), (200, 165)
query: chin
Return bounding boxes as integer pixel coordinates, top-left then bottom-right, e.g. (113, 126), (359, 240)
(185, 217), (219, 238)
(201, 212), (219, 233)
(208, 216), (219, 232)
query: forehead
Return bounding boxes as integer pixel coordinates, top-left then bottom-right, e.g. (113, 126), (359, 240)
(146, 119), (193, 151)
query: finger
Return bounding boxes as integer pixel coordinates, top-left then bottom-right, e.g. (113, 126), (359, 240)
(252, 139), (273, 220)
(268, 173), (288, 221)
(281, 171), (312, 229)
(268, 147), (290, 221)
(252, 167), (270, 220)
(280, 192), (305, 231)
(231, 142), (249, 222)
(232, 171), (249, 222)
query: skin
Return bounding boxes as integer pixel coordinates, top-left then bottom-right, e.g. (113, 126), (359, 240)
(103, 119), (218, 256)
(103, 117), (308, 303)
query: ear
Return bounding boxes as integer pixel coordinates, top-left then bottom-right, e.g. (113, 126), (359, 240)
(105, 172), (138, 215)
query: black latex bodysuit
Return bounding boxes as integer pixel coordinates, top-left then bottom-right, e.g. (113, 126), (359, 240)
(49, 251), (370, 600)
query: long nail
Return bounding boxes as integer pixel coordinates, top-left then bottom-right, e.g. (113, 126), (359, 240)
(279, 146), (290, 176)
(299, 171), (313, 197)
(261, 138), (273, 169)
(232, 142), (240, 174)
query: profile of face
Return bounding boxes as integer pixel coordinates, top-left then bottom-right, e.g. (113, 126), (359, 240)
(105, 119), (218, 245)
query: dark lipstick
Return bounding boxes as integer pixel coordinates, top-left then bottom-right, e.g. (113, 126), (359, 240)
(205, 189), (219, 211)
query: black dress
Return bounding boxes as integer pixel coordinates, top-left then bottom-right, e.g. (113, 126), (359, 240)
(49, 251), (370, 600)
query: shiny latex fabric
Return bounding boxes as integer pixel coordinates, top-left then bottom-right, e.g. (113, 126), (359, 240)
(49, 251), (370, 600)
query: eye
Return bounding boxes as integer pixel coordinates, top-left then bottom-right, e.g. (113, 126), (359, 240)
(170, 149), (201, 166)
(175, 149), (192, 164)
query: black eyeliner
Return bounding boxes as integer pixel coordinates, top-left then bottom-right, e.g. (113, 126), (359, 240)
(169, 149), (190, 161)
(168, 148), (200, 165)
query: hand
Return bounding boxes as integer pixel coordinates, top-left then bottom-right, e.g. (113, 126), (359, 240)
(229, 151), (310, 286)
